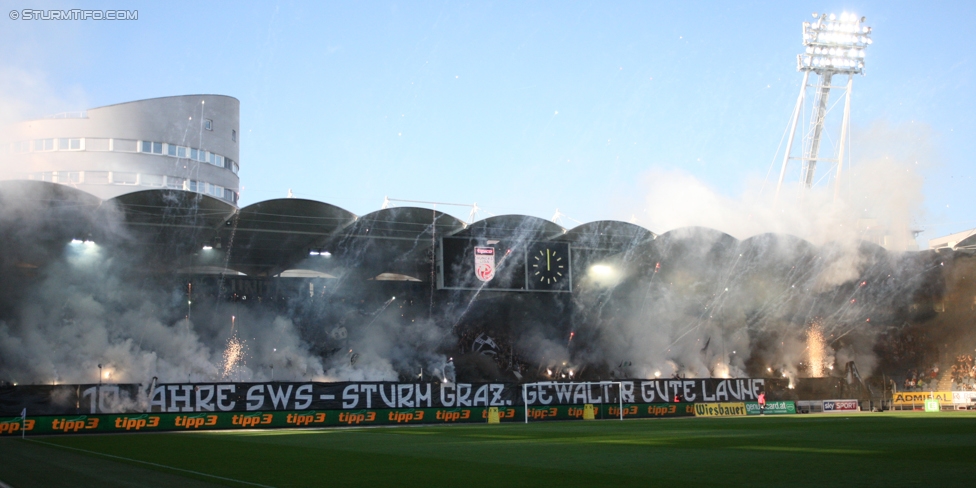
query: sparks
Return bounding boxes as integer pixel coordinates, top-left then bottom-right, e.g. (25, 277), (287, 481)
(807, 320), (826, 378)
(221, 335), (248, 379)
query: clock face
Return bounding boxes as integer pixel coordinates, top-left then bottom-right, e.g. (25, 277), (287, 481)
(531, 247), (566, 286)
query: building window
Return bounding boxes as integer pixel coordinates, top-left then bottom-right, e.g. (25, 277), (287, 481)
(86, 138), (110, 151)
(113, 172), (138, 185)
(165, 176), (184, 189)
(57, 172), (82, 183)
(232, 129), (237, 142)
(177, 146), (187, 158)
(204, 119), (213, 131)
(58, 138), (82, 150)
(167, 144), (177, 156)
(34, 139), (55, 151)
(113, 139), (137, 152)
(141, 141), (162, 154)
(85, 171), (110, 184)
(141, 174), (164, 187)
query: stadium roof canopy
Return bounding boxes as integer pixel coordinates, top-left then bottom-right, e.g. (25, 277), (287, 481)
(222, 198), (356, 276)
(336, 206), (465, 243)
(2, 183), (929, 280)
(452, 215), (566, 241)
(0, 181), (104, 266)
(323, 207), (467, 281)
(561, 220), (656, 252)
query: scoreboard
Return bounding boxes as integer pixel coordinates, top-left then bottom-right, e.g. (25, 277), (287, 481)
(437, 237), (572, 293)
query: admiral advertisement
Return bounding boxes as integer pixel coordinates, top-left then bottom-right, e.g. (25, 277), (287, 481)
(891, 391), (952, 406)
(822, 399), (859, 412)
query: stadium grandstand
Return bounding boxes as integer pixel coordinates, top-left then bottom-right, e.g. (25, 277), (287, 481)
(1, 96), (975, 407)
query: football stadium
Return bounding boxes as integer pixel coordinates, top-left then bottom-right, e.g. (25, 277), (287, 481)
(1, 94), (976, 486)
(2, 10), (976, 488)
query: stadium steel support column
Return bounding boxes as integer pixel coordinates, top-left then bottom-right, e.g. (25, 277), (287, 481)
(803, 71), (833, 189)
(833, 75), (854, 203)
(775, 70), (809, 203)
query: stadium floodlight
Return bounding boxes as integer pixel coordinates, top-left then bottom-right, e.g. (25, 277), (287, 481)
(796, 12), (871, 75)
(590, 264), (612, 276)
(776, 12), (872, 202)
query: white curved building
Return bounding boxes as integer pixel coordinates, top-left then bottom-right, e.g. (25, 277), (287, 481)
(0, 95), (240, 205)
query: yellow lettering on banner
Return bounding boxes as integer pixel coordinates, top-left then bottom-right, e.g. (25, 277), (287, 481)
(892, 392), (953, 405)
(693, 402), (748, 417)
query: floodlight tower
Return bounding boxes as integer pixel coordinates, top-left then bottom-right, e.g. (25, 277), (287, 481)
(775, 12), (872, 202)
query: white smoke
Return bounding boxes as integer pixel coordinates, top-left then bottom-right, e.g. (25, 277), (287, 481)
(588, 120), (935, 380)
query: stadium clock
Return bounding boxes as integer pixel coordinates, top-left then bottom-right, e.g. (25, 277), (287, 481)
(527, 242), (571, 290)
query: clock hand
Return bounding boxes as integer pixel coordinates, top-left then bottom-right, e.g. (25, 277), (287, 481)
(547, 249), (550, 271)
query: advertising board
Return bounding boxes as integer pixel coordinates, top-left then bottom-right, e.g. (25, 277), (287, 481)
(891, 392), (951, 405)
(693, 403), (747, 417)
(822, 399), (859, 412)
(951, 391), (976, 405)
(0, 403), (698, 436)
(745, 401), (796, 415)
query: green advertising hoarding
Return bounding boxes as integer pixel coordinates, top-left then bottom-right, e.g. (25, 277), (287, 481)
(0, 403), (697, 436)
(745, 401), (796, 415)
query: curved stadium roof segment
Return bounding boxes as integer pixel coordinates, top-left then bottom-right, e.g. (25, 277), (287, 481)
(0, 178), (850, 280)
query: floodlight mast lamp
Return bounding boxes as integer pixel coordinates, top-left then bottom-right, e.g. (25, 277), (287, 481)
(775, 12), (872, 203)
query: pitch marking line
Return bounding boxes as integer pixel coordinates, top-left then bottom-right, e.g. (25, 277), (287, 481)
(27, 439), (276, 488)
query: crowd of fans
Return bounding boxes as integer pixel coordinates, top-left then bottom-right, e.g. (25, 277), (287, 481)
(951, 355), (976, 391)
(876, 330), (929, 370)
(902, 367), (939, 391)
(456, 325), (528, 379)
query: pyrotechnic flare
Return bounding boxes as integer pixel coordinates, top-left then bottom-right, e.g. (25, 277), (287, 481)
(222, 335), (247, 379)
(221, 315), (248, 379)
(807, 321), (826, 378)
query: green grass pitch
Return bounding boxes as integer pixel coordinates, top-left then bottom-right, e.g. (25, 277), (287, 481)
(2, 412), (975, 487)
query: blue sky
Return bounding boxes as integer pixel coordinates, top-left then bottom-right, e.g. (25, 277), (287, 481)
(1, 1), (973, 244)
